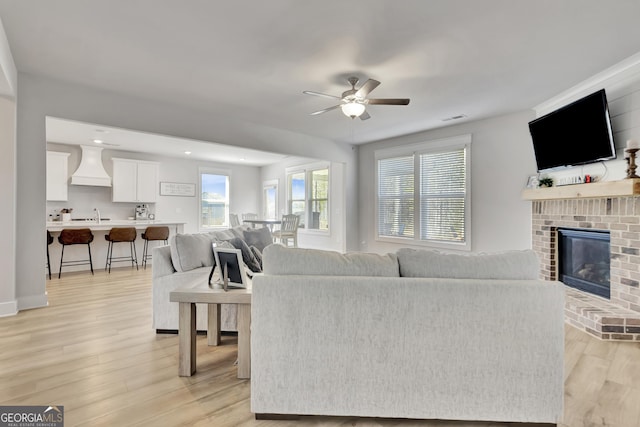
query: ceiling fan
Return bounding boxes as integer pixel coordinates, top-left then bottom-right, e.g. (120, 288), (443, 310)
(303, 77), (410, 120)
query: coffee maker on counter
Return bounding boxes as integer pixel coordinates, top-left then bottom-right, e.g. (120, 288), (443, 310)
(135, 204), (149, 220)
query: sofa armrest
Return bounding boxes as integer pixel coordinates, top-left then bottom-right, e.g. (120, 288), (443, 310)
(152, 245), (176, 279)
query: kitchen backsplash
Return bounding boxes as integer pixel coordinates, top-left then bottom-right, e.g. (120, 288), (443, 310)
(47, 185), (153, 221)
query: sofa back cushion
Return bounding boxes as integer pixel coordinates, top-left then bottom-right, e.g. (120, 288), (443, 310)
(396, 248), (539, 280)
(263, 244), (399, 277)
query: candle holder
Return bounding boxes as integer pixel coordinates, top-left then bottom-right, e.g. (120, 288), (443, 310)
(626, 148), (640, 179)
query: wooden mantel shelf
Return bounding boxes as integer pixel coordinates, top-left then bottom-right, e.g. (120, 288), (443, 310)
(522, 178), (640, 200)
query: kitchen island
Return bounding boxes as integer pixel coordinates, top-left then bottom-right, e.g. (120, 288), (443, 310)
(46, 219), (185, 233)
(46, 220), (185, 275)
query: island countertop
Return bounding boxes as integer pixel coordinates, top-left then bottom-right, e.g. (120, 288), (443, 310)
(46, 219), (186, 233)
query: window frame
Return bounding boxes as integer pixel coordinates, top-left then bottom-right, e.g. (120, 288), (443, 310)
(286, 161), (331, 234)
(198, 167), (231, 231)
(262, 179), (278, 220)
(374, 134), (472, 251)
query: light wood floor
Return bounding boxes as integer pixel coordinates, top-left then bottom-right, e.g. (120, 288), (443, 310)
(2, 269), (640, 427)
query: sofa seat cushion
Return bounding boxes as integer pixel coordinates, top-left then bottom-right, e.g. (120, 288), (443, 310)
(262, 244), (399, 277)
(396, 248), (539, 280)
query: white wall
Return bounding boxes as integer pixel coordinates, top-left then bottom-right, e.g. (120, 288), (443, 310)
(532, 52), (640, 184)
(260, 157), (347, 252)
(0, 96), (16, 316)
(0, 17), (17, 316)
(358, 110), (536, 255)
(13, 73), (358, 312)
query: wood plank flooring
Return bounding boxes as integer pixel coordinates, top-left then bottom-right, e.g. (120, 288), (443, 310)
(1, 268), (640, 426)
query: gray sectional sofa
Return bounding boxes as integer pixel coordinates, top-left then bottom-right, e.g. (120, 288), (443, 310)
(251, 245), (565, 424)
(152, 224), (272, 332)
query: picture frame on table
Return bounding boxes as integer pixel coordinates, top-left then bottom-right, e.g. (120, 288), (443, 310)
(211, 246), (249, 290)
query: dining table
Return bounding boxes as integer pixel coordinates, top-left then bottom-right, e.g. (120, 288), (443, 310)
(243, 219), (281, 231)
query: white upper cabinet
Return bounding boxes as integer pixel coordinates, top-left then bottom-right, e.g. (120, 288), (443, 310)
(112, 158), (159, 203)
(47, 151), (71, 201)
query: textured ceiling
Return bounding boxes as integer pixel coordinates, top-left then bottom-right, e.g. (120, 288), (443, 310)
(2, 0), (640, 152)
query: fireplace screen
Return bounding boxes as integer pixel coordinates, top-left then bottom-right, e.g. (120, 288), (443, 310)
(558, 228), (610, 299)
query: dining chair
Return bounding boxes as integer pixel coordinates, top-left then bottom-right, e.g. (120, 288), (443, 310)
(273, 214), (300, 247)
(229, 213), (241, 227)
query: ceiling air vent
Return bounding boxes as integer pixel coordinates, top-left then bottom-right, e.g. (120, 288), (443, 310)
(442, 114), (468, 122)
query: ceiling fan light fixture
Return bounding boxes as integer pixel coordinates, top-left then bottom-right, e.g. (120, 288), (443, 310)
(341, 101), (366, 119)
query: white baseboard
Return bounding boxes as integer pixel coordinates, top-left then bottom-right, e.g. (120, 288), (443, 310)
(17, 293), (48, 311)
(0, 299), (18, 317)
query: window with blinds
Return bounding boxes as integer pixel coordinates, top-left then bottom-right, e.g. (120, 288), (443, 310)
(378, 156), (414, 238)
(376, 135), (470, 249)
(419, 149), (466, 243)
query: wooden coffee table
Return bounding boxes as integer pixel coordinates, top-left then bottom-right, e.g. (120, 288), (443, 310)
(169, 287), (252, 378)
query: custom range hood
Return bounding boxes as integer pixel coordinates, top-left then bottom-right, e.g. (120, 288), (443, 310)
(70, 145), (112, 186)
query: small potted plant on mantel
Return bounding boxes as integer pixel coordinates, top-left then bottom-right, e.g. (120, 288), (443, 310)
(538, 177), (554, 188)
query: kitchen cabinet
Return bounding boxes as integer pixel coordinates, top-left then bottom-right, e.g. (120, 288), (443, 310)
(112, 158), (159, 203)
(47, 151), (71, 201)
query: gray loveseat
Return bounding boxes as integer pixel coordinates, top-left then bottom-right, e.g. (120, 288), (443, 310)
(152, 224), (272, 332)
(251, 245), (564, 424)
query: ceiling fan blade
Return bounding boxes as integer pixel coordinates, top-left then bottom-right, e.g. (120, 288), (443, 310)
(366, 98), (410, 105)
(303, 90), (341, 100)
(310, 104), (341, 115)
(359, 111), (371, 121)
(355, 79), (381, 98)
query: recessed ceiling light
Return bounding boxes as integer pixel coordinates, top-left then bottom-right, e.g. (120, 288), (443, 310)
(239, 158), (246, 161)
(184, 151), (192, 155)
(93, 139), (103, 144)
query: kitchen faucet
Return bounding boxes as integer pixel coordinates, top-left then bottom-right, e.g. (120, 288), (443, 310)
(94, 208), (101, 223)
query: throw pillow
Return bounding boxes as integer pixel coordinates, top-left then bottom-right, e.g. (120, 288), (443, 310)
(170, 232), (217, 272)
(227, 237), (262, 273)
(250, 245), (263, 270)
(243, 227), (274, 252)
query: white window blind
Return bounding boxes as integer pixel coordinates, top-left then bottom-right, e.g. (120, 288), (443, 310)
(376, 135), (470, 249)
(378, 156), (414, 238)
(419, 149), (466, 242)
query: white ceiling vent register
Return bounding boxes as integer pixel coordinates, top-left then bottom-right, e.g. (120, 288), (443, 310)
(70, 145), (112, 187)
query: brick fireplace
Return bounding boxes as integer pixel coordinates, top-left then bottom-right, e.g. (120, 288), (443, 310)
(531, 195), (640, 341)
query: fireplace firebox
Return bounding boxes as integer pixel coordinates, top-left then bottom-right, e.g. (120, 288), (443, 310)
(558, 228), (610, 299)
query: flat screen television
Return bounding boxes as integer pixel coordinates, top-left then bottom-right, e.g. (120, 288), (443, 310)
(528, 89), (616, 172)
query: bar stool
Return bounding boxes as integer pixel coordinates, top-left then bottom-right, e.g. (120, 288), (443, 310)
(58, 228), (94, 278)
(46, 230), (54, 280)
(105, 227), (138, 273)
(141, 226), (169, 269)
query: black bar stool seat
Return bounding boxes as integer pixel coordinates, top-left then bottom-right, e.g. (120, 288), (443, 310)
(58, 228), (94, 278)
(141, 226), (170, 269)
(105, 227), (138, 273)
